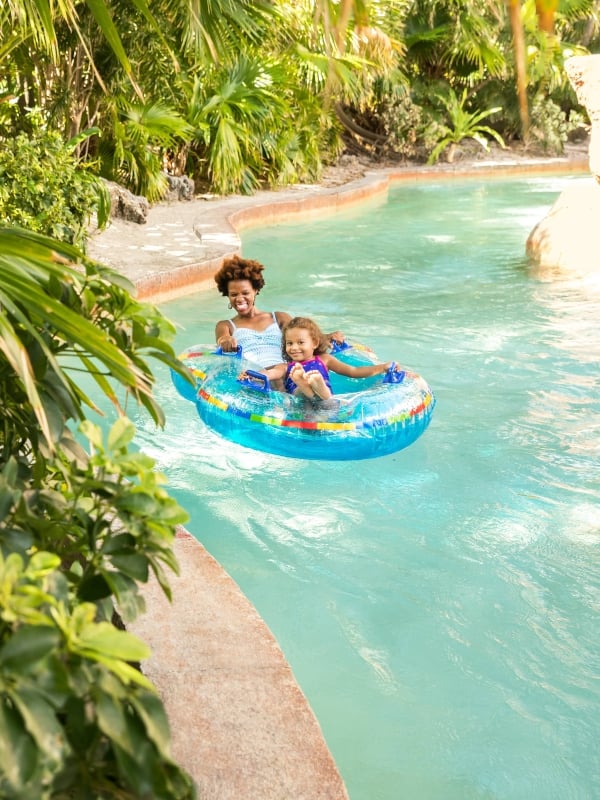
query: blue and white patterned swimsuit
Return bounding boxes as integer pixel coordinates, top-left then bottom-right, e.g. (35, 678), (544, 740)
(284, 356), (332, 395)
(229, 313), (282, 367)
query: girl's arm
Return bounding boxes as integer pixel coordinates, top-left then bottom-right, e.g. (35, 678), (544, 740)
(326, 330), (345, 345)
(322, 354), (394, 379)
(238, 362), (286, 385)
(239, 362), (286, 379)
(264, 363), (287, 380)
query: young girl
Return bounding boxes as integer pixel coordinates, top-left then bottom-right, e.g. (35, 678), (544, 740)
(256, 317), (399, 400)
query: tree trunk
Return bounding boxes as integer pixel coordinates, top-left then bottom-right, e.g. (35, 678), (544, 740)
(507, 0), (530, 142)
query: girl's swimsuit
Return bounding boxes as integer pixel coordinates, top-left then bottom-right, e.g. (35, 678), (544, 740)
(228, 313), (282, 367)
(284, 356), (332, 395)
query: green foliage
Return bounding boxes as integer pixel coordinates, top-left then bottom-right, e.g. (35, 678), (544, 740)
(186, 55), (328, 195)
(528, 94), (587, 154)
(427, 87), (506, 164)
(1, 0), (595, 198)
(0, 124), (108, 249)
(0, 549), (194, 799)
(0, 227), (183, 435)
(358, 77), (443, 161)
(98, 99), (194, 202)
(0, 227), (196, 797)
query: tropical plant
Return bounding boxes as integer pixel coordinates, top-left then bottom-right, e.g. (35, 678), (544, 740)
(0, 226), (196, 797)
(527, 93), (587, 153)
(97, 99), (194, 201)
(184, 51), (341, 194)
(427, 86), (506, 164)
(0, 122), (109, 248)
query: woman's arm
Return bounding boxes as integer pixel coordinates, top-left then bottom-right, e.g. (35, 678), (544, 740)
(275, 311), (292, 328)
(215, 320), (237, 351)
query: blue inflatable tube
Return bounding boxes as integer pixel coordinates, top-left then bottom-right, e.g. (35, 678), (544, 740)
(171, 341), (435, 461)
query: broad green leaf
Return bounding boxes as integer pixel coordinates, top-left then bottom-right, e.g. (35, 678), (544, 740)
(77, 623), (150, 662)
(85, 653), (153, 688)
(27, 551), (61, 577)
(0, 485), (18, 521)
(95, 690), (136, 755)
(66, 127), (101, 151)
(108, 416), (135, 451)
(77, 572), (112, 602)
(112, 738), (155, 796)
(110, 553), (149, 582)
(116, 492), (158, 515)
(129, 691), (172, 755)
(0, 626), (60, 670)
(79, 420), (103, 449)
(0, 696), (38, 787)
(101, 532), (136, 555)
(9, 686), (65, 761)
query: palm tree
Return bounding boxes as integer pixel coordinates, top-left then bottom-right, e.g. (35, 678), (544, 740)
(507, 0), (530, 140)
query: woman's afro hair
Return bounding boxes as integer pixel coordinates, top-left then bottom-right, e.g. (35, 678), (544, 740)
(214, 255), (266, 296)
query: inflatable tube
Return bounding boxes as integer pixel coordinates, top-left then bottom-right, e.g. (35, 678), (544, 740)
(171, 341), (435, 461)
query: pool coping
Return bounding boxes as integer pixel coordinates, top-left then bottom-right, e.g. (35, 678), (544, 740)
(119, 149), (588, 799)
(88, 148), (589, 306)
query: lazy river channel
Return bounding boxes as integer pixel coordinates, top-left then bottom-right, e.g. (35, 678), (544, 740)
(132, 174), (599, 800)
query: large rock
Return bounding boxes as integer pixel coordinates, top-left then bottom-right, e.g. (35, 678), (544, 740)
(526, 180), (600, 273)
(526, 54), (600, 272)
(565, 55), (600, 181)
(105, 180), (149, 224)
(164, 173), (195, 202)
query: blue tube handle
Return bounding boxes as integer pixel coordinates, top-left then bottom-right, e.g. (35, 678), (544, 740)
(330, 339), (350, 353)
(237, 369), (271, 393)
(214, 345), (243, 357)
(382, 362), (406, 384)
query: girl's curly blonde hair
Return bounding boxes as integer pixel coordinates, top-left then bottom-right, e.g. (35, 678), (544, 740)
(281, 317), (329, 362)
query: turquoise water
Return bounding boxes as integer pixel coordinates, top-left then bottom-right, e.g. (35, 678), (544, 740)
(134, 175), (600, 800)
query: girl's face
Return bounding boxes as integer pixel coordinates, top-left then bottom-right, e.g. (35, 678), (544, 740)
(284, 327), (318, 362)
(227, 279), (256, 316)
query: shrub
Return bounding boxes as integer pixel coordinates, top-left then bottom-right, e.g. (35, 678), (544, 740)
(0, 227), (196, 798)
(0, 127), (108, 249)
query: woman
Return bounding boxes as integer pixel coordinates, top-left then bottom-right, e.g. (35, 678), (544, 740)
(214, 255), (342, 369)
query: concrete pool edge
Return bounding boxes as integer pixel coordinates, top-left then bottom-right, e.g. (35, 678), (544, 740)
(128, 528), (350, 799)
(87, 147), (589, 307)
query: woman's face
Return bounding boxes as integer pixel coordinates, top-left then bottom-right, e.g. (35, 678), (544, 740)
(227, 279), (256, 316)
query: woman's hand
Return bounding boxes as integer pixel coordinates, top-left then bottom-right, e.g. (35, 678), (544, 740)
(217, 334), (238, 352)
(327, 330), (345, 345)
